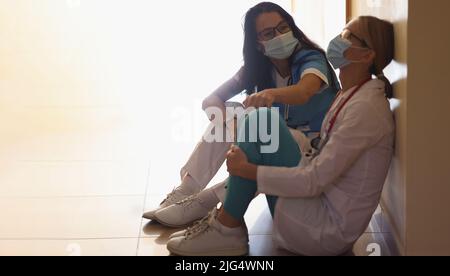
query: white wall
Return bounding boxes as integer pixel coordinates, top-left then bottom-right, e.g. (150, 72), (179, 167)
(293, 0), (347, 49)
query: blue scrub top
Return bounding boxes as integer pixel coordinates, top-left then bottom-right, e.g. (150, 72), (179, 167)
(272, 49), (340, 133)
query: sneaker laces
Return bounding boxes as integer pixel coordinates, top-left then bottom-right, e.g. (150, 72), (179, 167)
(160, 188), (182, 205)
(182, 213), (209, 234)
(175, 194), (200, 209)
(184, 209), (217, 240)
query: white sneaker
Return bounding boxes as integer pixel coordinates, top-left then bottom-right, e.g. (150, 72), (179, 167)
(167, 209), (249, 256)
(154, 194), (212, 228)
(142, 188), (191, 220)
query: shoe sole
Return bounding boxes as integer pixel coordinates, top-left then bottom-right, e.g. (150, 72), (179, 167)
(142, 214), (157, 220)
(167, 244), (249, 257)
(154, 213), (208, 229)
(169, 231), (187, 240)
(153, 216), (199, 229)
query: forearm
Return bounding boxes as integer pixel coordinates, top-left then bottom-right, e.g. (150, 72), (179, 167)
(236, 162), (258, 182)
(203, 71), (243, 110)
(268, 74), (324, 105)
(202, 95), (225, 111)
(268, 85), (309, 105)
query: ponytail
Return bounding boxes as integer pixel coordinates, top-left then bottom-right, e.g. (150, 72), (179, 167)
(376, 72), (393, 99)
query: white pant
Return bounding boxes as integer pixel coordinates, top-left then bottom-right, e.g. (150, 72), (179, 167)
(180, 104), (238, 202)
(179, 137), (230, 202)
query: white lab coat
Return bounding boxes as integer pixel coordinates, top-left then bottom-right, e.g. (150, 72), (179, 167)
(257, 80), (395, 256)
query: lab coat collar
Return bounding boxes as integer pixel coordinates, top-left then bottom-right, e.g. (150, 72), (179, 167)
(342, 79), (385, 95)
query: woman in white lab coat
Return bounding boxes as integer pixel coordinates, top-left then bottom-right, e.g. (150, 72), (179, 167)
(166, 16), (396, 256)
(143, 2), (340, 225)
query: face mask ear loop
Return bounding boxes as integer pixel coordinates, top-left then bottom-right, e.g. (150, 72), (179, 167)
(345, 46), (373, 64)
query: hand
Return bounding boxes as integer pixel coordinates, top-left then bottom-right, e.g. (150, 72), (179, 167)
(226, 145), (258, 181)
(243, 89), (276, 109)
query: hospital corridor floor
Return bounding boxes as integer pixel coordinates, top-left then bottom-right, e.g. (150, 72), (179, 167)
(0, 106), (393, 256)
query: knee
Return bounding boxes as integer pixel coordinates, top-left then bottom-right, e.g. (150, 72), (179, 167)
(235, 107), (282, 158)
(249, 107), (279, 118)
(244, 107), (281, 125)
(236, 107), (283, 140)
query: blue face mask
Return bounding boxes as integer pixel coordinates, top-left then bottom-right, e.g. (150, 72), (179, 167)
(326, 35), (353, 69)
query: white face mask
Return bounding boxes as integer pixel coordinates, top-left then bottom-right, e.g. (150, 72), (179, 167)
(261, 31), (300, 60)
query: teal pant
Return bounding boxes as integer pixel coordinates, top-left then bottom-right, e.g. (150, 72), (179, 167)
(223, 108), (302, 220)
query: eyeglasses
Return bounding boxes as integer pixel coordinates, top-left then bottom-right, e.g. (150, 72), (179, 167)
(341, 29), (369, 48)
(258, 21), (292, 41)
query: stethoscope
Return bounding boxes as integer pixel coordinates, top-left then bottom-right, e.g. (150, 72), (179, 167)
(284, 76), (293, 124)
(310, 78), (372, 158)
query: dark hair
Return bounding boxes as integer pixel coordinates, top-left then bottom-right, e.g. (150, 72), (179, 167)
(242, 2), (337, 94)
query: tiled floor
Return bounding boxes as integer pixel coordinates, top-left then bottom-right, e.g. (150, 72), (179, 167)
(0, 105), (394, 256)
